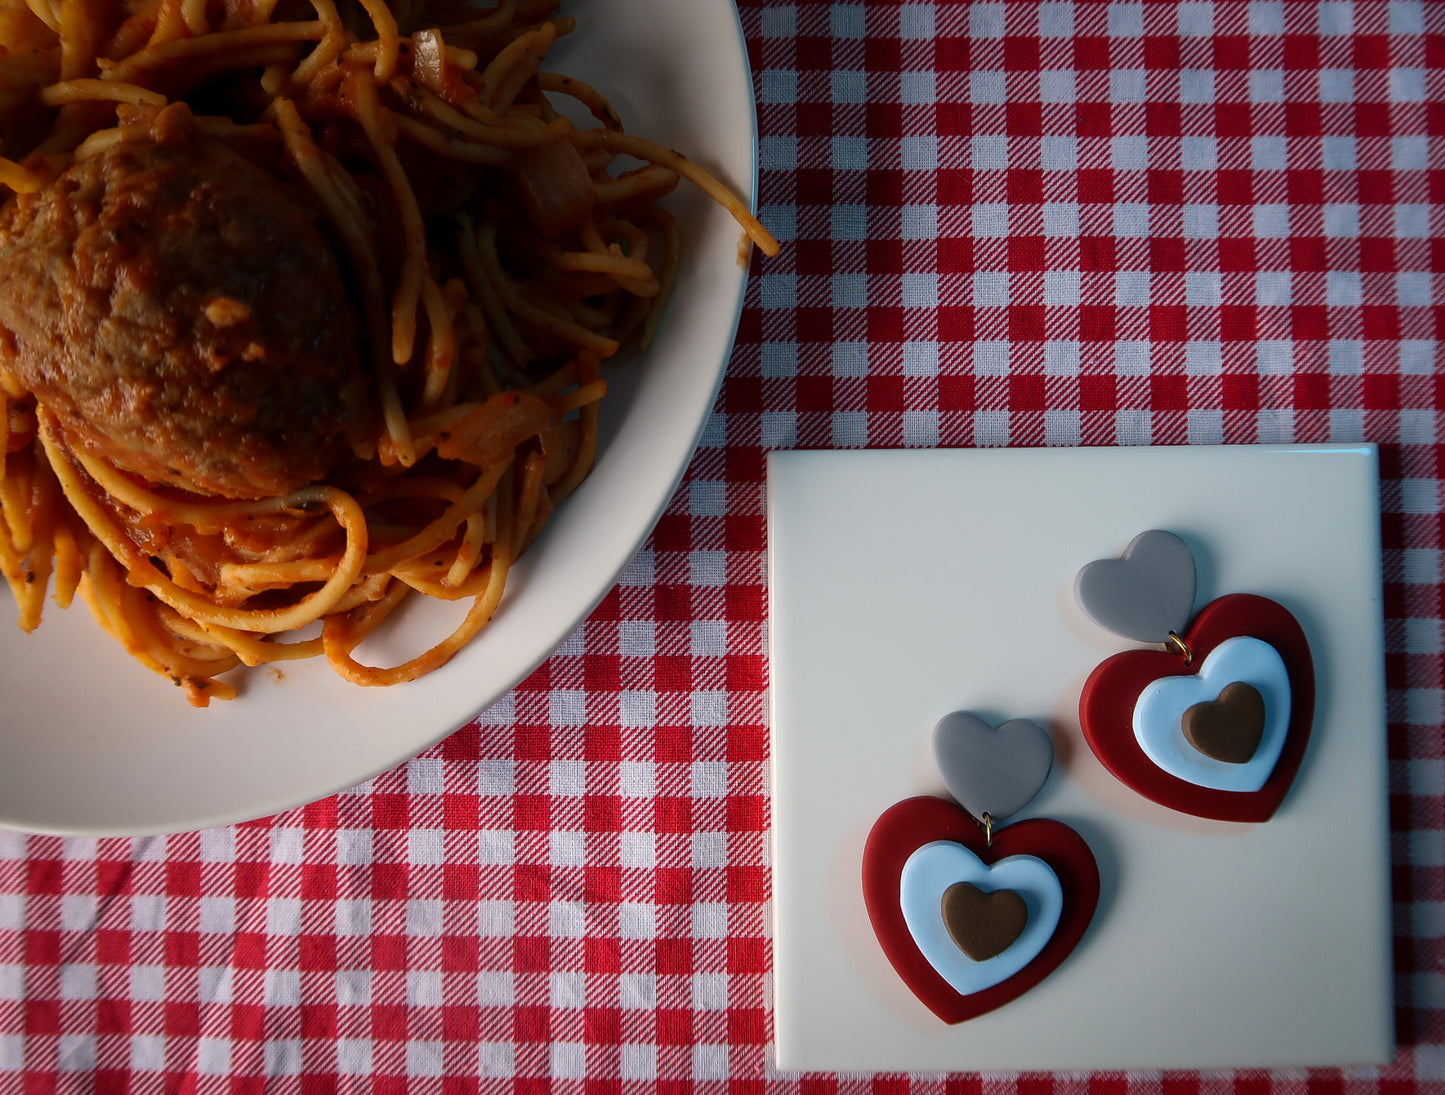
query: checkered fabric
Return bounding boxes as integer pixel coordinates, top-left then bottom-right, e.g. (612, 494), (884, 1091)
(3, 0), (1442, 1088)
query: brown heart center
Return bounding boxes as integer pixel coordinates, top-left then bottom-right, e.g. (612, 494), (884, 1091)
(1182, 680), (1266, 764)
(940, 882), (1028, 962)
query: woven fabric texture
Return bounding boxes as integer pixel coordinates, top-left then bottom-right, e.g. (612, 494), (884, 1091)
(3, 0), (1443, 1089)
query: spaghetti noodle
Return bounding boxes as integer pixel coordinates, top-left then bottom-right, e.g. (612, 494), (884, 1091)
(0, 0), (778, 704)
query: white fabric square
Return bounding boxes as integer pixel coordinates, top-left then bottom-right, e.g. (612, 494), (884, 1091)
(972, 204), (1009, 236)
(903, 411), (940, 447)
(619, 902), (656, 939)
(197, 1038), (230, 1076)
(1249, 0), (1285, 34)
(972, 135), (1008, 170)
(1186, 271), (1222, 307)
(692, 902), (729, 939)
(761, 411), (797, 450)
(973, 341), (1011, 376)
(693, 1044), (730, 1080)
(1038, 2), (1074, 37)
(619, 973), (657, 1009)
(1114, 203), (1151, 236)
(903, 342), (939, 377)
(1397, 273), (1432, 307)
(1177, 2), (1212, 35)
(831, 273), (867, 310)
(335, 1040), (372, 1075)
(1116, 271), (1152, 306)
(971, 70), (1006, 104)
(1185, 342), (1223, 375)
(620, 1044), (657, 1080)
(760, 343), (797, 380)
(1252, 136), (1288, 169)
(1327, 272), (1363, 307)
(619, 620), (656, 658)
(1045, 270), (1081, 306)
(477, 1043), (513, 1077)
(550, 1043), (587, 1079)
(1045, 341), (1081, 376)
(1045, 410), (1082, 446)
(1181, 137), (1218, 171)
(1319, 69), (1355, 103)
(1041, 138), (1077, 171)
(1256, 272), (1292, 306)
(333, 970), (371, 1006)
(406, 1042), (445, 1078)
(1390, 69), (1426, 103)
(974, 272), (1010, 307)
(1254, 204), (1290, 238)
(900, 71), (935, 105)
(690, 550), (727, 587)
(1323, 204), (1360, 238)
(59, 965), (95, 1001)
(692, 690), (729, 727)
(1398, 341), (1435, 375)
(131, 966), (166, 1002)
(408, 829), (445, 865)
(549, 760), (586, 798)
(1040, 70), (1077, 103)
(620, 690), (657, 729)
(476, 971), (514, 1007)
(550, 971), (587, 1009)
(901, 135), (938, 171)
(621, 832), (656, 869)
(57, 1036), (96, 1074)
(1110, 70), (1148, 103)
(130, 1035), (166, 1073)
(549, 831), (586, 869)
(1330, 341), (1364, 374)
(691, 832), (728, 868)
(690, 620), (727, 657)
(902, 272), (939, 308)
(264, 968), (301, 1005)
(407, 971), (443, 1008)
(1392, 137), (1429, 171)
(1183, 204), (1219, 239)
(1108, 3), (1145, 36)
(970, 3), (1007, 37)
(1115, 342), (1151, 375)
(1257, 340), (1294, 374)
(902, 204), (938, 240)
(1044, 202), (1081, 236)
(1389, 1), (1424, 34)
(1180, 69), (1214, 103)
(549, 689), (586, 726)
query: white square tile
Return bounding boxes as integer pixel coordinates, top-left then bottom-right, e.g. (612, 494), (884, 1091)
(768, 445), (1391, 1071)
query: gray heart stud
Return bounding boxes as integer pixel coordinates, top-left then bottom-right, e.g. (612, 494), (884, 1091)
(1075, 529), (1197, 643)
(933, 712), (1054, 822)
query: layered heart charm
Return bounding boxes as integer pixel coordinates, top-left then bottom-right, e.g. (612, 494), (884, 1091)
(863, 796), (1099, 1024)
(1080, 593), (1314, 821)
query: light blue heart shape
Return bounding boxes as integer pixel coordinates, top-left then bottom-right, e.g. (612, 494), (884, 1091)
(900, 841), (1062, 997)
(1133, 635), (1291, 793)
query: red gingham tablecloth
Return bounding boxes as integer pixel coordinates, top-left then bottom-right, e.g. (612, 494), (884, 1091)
(3, 0), (1443, 1088)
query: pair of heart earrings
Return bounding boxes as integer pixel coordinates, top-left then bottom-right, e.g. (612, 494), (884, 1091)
(862, 530), (1316, 1024)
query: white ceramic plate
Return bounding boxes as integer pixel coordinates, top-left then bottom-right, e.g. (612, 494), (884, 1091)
(0, 0), (759, 836)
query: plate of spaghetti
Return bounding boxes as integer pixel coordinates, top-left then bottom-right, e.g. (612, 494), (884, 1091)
(0, 0), (774, 833)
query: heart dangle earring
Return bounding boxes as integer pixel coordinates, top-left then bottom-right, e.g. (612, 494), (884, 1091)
(862, 712), (1099, 1024)
(1074, 530), (1315, 823)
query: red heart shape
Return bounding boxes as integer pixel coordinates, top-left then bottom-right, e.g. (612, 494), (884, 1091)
(1079, 593), (1315, 822)
(862, 796), (1100, 1024)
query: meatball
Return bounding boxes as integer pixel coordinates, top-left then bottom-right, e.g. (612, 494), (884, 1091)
(0, 133), (368, 499)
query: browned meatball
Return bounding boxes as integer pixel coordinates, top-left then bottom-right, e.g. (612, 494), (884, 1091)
(0, 134), (368, 499)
